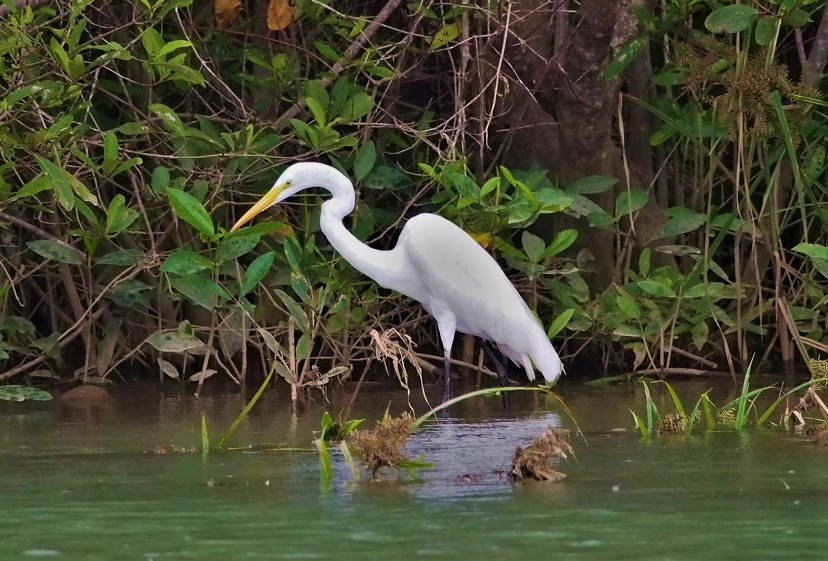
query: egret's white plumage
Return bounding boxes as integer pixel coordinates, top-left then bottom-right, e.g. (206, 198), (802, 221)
(231, 162), (563, 400)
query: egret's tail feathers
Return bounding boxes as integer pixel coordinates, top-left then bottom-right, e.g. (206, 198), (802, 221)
(520, 353), (536, 382)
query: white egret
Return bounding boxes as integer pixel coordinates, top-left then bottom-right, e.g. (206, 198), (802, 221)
(230, 162), (563, 404)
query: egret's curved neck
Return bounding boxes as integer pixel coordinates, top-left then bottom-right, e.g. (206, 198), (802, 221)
(316, 169), (400, 285)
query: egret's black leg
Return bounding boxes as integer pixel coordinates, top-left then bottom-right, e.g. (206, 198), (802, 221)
(482, 342), (510, 409)
(442, 348), (452, 403)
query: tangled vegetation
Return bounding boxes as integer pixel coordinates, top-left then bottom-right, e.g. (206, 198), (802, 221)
(0, 1), (827, 395)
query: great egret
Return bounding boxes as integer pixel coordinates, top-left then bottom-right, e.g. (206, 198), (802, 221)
(230, 162), (563, 404)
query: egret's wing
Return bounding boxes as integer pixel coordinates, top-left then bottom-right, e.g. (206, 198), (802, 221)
(399, 214), (536, 344)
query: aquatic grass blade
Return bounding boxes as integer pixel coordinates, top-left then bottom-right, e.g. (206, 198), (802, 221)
(686, 391), (713, 435)
(315, 438), (333, 482)
(631, 411), (650, 437)
(734, 359), (754, 429)
(722, 386), (775, 418)
(399, 453), (434, 479)
(701, 393), (715, 428)
(201, 412), (209, 457)
(338, 441), (359, 480)
(411, 386), (577, 432)
(217, 363), (275, 448)
(640, 380), (658, 431)
(657, 380), (685, 417)
(756, 377), (828, 426)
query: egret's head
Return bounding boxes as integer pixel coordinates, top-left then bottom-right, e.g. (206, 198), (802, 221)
(230, 163), (336, 232)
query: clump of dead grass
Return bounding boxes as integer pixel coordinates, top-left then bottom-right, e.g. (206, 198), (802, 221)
(656, 411), (701, 433)
(348, 412), (415, 476)
(509, 427), (573, 483)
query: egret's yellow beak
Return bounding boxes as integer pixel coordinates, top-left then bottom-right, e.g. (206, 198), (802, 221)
(230, 184), (287, 232)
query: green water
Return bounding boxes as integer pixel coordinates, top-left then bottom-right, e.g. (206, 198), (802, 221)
(1, 380), (826, 560)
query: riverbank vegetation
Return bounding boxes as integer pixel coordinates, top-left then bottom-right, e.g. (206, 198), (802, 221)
(1, 1), (827, 394)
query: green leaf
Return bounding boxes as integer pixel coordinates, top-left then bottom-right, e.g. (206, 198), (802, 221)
(0, 385), (53, 402)
(616, 294), (641, 319)
(649, 125), (675, 146)
(314, 41), (340, 63)
(340, 92), (374, 121)
(95, 249), (142, 266)
(216, 232), (261, 263)
(157, 39), (194, 58)
(118, 122), (149, 135)
(14, 175), (53, 200)
(275, 289), (310, 332)
(546, 308), (574, 339)
(112, 157), (143, 178)
(145, 330), (205, 353)
(364, 164), (410, 190)
(543, 229), (577, 258)
(479, 177), (500, 198)
(37, 156), (100, 209)
(637, 280), (676, 298)
(587, 210), (614, 229)
(305, 96), (327, 126)
(167, 188), (215, 237)
(105, 194), (138, 235)
(27, 240), (83, 265)
(354, 141), (377, 182)
(240, 251), (275, 296)
(521, 231), (545, 264)
(151, 166), (171, 194)
(160, 249), (214, 275)
(783, 9), (811, 28)
(428, 23), (459, 50)
(653, 212), (707, 239)
(141, 27), (163, 57)
(296, 332), (311, 361)
(639, 248), (651, 276)
(793, 243), (828, 279)
(102, 130), (118, 176)
(105, 279), (154, 310)
(704, 4), (758, 33)
(684, 282), (726, 299)
(171, 276), (229, 309)
(687, 320), (708, 351)
(802, 145), (825, 187)
(754, 15), (778, 45)
(615, 189), (649, 216)
(604, 36), (647, 80)
(149, 103), (184, 135)
(566, 175), (618, 195)
(652, 69), (687, 86)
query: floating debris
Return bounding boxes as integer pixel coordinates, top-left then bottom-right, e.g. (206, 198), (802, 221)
(509, 427), (572, 483)
(348, 412), (415, 476)
(788, 386), (828, 428)
(810, 429), (828, 447)
(809, 358), (828, 385)
(455, 473), (484, 484)
(656, 411), (700, 433)
(717, 407), (736, 425)
(150, 444), (198, 455)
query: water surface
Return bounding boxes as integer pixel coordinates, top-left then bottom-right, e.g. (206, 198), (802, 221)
(1, 380), (825, 560)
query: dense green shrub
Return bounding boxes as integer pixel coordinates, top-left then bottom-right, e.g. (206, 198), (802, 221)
(0, 0), (826, 393)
